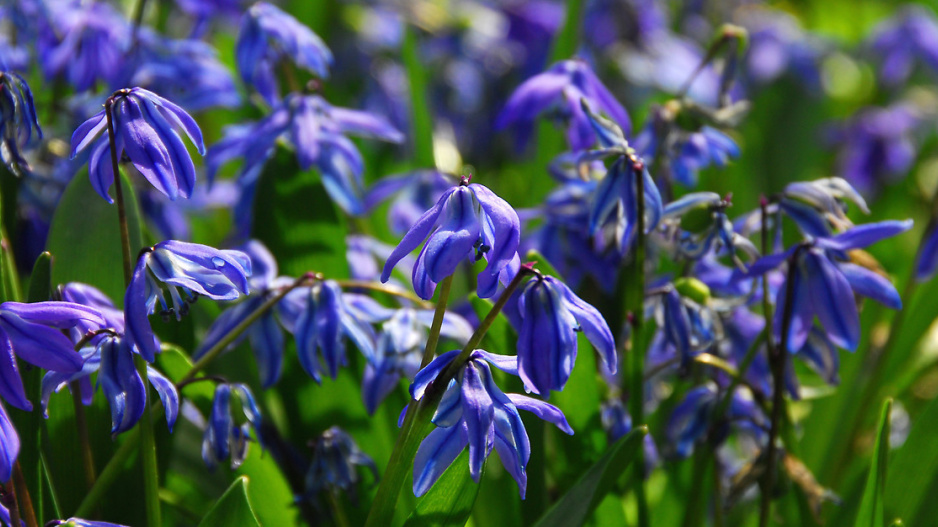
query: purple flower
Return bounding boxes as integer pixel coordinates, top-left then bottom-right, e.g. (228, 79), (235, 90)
(635, 121), (740, 188)
(202, 383), (262, 469)
(381, 179), (521, 300)
(516, 274), (615, 395)
(0, 72), (42, 175)
(69, 87), (206, 203)
(496, 59), (631, 151)
(236, 2), (332, 104)
(0, 401), (18, 483)
(738, 7), (825, 90)
(666, 383), (765, 458)
(746, 220), (913, 353)
(916, 227), (938, 281)
(868, 6), (938, 87)
(410, 350), (573, 497)
(47, 519), (129, 527)
(126, 241), (251, 362)
(364, 170), (455, 236)
(0, 301), (104, 411)
(830, 103), (919, 194)
(303, 426), (377, 501)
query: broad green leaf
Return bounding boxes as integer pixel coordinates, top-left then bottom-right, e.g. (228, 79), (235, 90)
(26, 251), (52, 302)
(197, 476), (261, 527)
(46, 171), (144, 305)
(855, 398), (892, 527)
(885, 394), (938, 525)
(534, 427), (647, 527)
(403, 451), (479, 527)
(252, 147), (349, 279)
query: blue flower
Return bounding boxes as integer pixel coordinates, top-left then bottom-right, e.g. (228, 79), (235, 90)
(126, 241), (251, 362)
(600, 399), (660, 473)
(364, 170), (456, 236)
(37, 0), (130, 92)
(666, 383), (765, 458)
(496, 59), (631, 151)
(635, 122), (740, 188)
(207, 93), (403, 217)
(202, 383), (263, 469)
(0, 301), (105, 411)
(303, 426), (377, 501)
(829, 103), (918, 194)
(867, 6), (938, 87)
(381, 179), (521, 300)
(47, 518), (129, 527)
(70, 87), (206, 203)
(738, 8), (824, 90)
(236, 2), (332, 104)
(410, 349), (573, 497)
(917, 226), (938, 281)
(0, 401), (18, 483)
(746, 220), (913, 353)
(660, 192), (757, 264)
(278, 280), (375, 383)
(516, 274), (616, 395)
(0, 72), (42, 175)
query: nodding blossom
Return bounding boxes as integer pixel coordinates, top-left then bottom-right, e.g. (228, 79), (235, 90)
(202, 383), (263, 469)
(0, 72), (42, 175)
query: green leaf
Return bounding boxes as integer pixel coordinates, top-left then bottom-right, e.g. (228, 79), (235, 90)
(252, 147), (349, 279)
(885, 394), (938, 525)
(46, 171), (144, 305)
(197, 476), (261, 527)
(26, 251), (52, 302)
(403, 451), (480, 527)
(533, 427), (647, 527)
(855, 398), (892, 527)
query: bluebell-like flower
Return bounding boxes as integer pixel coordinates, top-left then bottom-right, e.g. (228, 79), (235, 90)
(0, 401), (18, 483)
(737, 8), (824, 90)
(207, 93), (403, 217)
(126, 240), (251, 362)
(496, 59), (631, 151)
(635, 120), (740, 188)
(277, 280), (375, 383)
(37, 0), (131, 92)
(649, 281), (719, 368)
(70, 87), (206, 203)
(583, 108), (663, 252)
(659, 192), (757, 265)
(0, 72), (42, 175)
(666, 383), (765, 458)
(516, 274), (615, 395)
(600, 398), (659, 473)
(47, 518), (129, 527)
(346, 235), (415, 283)
(236, 2), (332, 104)
(364, 170), (455, 236)
(829, 103), (919, 194)
(0, 301), (104, 411)
(867, 6), (938, 87)
(410, 349), (573, 497)
(302, 426), (377, 502)
(202, 383), (263, 469)
(779, 177), (870, 237)
(747, 220), (913, 353)
(381, 179), (521, 300)
(916, 227), (938, 281)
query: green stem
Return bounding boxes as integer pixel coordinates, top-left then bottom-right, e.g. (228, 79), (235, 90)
(630, 158), (649, 527)
(74, 428), (139, 518)
(70, 383), (97, 490)
(12, 462), (38, 527)
(105, 100), (134, 286)
(403, 25), (435, 169)
(365, 266), (534, 527)
(3, 480), (21, 527)
(181, 273), (320, 385)
(334, 280), (433, 308)
(418, 275), (454, 369)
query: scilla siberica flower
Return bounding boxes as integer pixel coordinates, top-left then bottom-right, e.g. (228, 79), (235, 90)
(667, 383), (765, 458)
(302, 426), (377, 503)
(867, 5), (938, 87)
(126, 240), (252, 362)
(410, 350), (573, 497)
(69, 87), (206, 203)
(0, 401), (18, 483)
(747, 220), (912, 353)
(496, 59), (631, 151)
(381, 178), (521, 300)
(236, 2), (332, 105)
(516, 274), (616, 395)
(46, 519), (129, 527)
(202, 383), (263, 469)
(0, 301), (105, 411)
(0, 72), (42, 175)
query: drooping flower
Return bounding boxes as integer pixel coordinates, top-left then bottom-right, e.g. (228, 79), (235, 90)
(496, 59), (631, 151)
(515, 274), (616, 395)
(364, 170), (455, 236)
(125, 240), (251, 362)
(46, 519), (129, 527)
(737, 7), (825, 90)
(659, 192), (757, 265)
(0, 72), (42, 175)
(69, 87), (206, 203)
(410, 349), (573, 497)
(236, 2), (332, 104)
(916, 226), (938, 281)
(381, 178), (521, 300)
(0, 301), (104, 410)
(277, 280), (375, 383)
(202, 383), (263, 469)
(0, 401), (18, 483)
(666, 383), (765, 458)
(867, 5), (938, 87)
(302, 426), (377, 503)
(634, 119), (740, 188)
(206, 93), (403, 217)
(746, 220), (913, 353)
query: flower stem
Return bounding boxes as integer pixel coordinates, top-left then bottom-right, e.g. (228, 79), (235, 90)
(403, 24), (435, 169)
(418, 275), (454, 370)
(180, 273), (320, 385)
(70, 382), (96, 490)
(365, 266), (534, 527)
(630, 159), (649, 527)
(107, 96), (161, 527)
(12, 462), (38, 527)
(2, 480), (21, 527)
(334, 280), (433, 308)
